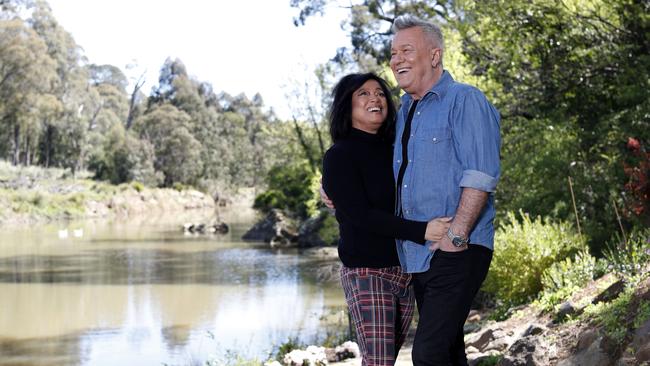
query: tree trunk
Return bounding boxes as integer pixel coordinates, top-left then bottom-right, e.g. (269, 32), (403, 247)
(44, 124), (53, 168)
(126, 74), (145, 130)
(12, 123), (20, 166)
(291, 115), (317, 172)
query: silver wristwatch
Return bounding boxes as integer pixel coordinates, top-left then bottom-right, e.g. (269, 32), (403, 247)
(447, 228), (469, 247)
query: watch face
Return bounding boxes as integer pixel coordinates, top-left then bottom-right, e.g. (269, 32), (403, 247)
(452, 236), (467, 247)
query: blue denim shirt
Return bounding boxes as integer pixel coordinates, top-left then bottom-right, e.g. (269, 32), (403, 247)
(394, 71), (501, 273)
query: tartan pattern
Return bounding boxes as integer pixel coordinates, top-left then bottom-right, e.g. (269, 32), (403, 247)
(340, 265), (415, 366)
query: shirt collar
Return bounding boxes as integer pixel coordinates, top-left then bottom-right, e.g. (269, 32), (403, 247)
(400, 70), (454, 104)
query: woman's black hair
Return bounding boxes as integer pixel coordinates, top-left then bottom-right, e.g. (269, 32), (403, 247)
(328, 73), (396, 143)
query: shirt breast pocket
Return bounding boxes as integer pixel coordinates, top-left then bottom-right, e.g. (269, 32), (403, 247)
(415, 127), (453, 167)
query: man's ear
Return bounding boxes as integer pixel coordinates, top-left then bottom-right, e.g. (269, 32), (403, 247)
(431, 48), (441, 68)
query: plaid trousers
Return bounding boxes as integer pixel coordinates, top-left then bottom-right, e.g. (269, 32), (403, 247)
(340, 265), (415, 366)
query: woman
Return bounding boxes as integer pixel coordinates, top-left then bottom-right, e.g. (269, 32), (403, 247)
(322, 73), (450, 366)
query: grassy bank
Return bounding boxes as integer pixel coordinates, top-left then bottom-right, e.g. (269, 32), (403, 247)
(0, 161), (214, 225)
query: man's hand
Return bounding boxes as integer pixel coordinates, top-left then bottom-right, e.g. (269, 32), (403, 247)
(429, 233), (468, 252)
(319, 180), (335, 209)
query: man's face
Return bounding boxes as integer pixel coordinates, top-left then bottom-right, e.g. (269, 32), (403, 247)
(390, 27), (440, 99)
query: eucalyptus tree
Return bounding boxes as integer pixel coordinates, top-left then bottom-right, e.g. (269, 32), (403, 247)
(0, 17), (57, 165)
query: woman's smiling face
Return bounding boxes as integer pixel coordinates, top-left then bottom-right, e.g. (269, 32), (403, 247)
(350, 79), (388, 134)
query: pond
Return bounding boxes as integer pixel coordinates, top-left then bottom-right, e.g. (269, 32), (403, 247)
(0, 209), (346, 365)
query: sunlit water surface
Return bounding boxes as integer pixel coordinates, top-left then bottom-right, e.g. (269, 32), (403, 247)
(0, 210), (346, 365)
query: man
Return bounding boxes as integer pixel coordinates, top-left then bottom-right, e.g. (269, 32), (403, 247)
(388, 14), (500, 366)
(322, 14), (500, 365)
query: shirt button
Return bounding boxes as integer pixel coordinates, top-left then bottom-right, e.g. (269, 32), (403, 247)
(403, 184), (408, 188)
(417, 112), (420, 115)
(410, 134), (414, 137)
(409, 159), (412, 163)
(397, 160), (401, 163)
(433, 137), (438, 142)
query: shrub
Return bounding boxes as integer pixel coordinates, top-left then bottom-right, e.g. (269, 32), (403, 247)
(254, 162), (320, 219)
(317, 212), (339, 246)
(536, 250), (597, 311)
(482, 211), (586, 307)
(604, 228), (650, 277)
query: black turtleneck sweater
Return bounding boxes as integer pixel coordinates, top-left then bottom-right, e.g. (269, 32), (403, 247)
(322, 128), (427, 268)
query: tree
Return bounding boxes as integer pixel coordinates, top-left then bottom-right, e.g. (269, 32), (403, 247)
(134, 104), (202, 186)
(0, 18), (57, 165)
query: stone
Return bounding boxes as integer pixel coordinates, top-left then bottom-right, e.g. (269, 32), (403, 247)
(633, 319), (650, 351)
(242, 209), (298, 245)
(464, 323), (481, 334)
(636, 343), (650, 363)
(522, 323), (546, 337)
(297, 210), (335, 248)
(576, 328), (599, 351)
(466, 328), (495, 352)
(484, 338), (511, 352)
(555, 301), (581, 322)
(467, 309), (481, 323)
(557, 336), (612, 366)
(498, 337), (547, 366)
(592, 279), (626, 304)
(466, 346), (480, 354)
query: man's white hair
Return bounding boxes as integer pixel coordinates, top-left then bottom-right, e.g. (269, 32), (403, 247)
(392, 14), (444, 51)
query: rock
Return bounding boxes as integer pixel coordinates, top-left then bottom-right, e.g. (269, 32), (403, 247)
(592, 279), (626, 304)
(499, 337), (540, 366)
(297, 210), (335, 248)
(324, 341), (360, 362)
(576, 328), (599, 351)
(633, 319), (650, 349)
(284, 345), (327, 366)
(464, 323), (481, 334)
(555, 301), (583, 322)
(522, 323), (546, 337)
(556, 336), (613, 366)
(484, 338), (511, 352)
(466, 328), (495, 352)
(635, 343), (650, 363)
(467, 310), (482, 323)
(182, 221), (229, 234)
(242, 209), (298, 245)
(466, 346), (480, 354)
(213, 222), (229, 234)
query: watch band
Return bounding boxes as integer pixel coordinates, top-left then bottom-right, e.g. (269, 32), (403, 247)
(447, 228), (469, 247)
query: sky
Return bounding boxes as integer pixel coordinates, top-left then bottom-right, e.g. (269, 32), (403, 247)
(46, 0), (351, 120)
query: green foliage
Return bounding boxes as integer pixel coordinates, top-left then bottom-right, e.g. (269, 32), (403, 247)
(317, 212), (340, 246)
(89, 124), (161, 186)
(604, 228), (650, 277)
(253, 162), (320, 219)
(130, 181), (144, 193)
(536, 250), (598, 311)
(476, 355), (503, 366)
(134, 104), (202, 187)
(172, 182), (189, 192)
(483, 211), (587, 306)
(583, 286), (635, 344)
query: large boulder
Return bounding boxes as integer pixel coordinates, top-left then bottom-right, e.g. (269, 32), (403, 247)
(297, 209), (339, 248)
(242, 209), (298, 248)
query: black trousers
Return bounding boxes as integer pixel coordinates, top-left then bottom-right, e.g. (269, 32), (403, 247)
(411, 244), (493, 366)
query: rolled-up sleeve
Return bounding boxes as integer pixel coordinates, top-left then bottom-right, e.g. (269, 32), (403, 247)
(452, 89), (501, 192)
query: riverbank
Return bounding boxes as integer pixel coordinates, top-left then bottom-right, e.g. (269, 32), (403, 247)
(0, 161), (216, 226)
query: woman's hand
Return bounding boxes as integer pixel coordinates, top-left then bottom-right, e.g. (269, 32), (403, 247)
(425, 217), (452, 243)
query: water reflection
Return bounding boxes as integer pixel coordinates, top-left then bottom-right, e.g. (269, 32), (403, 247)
(0, 213), (346, 365)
